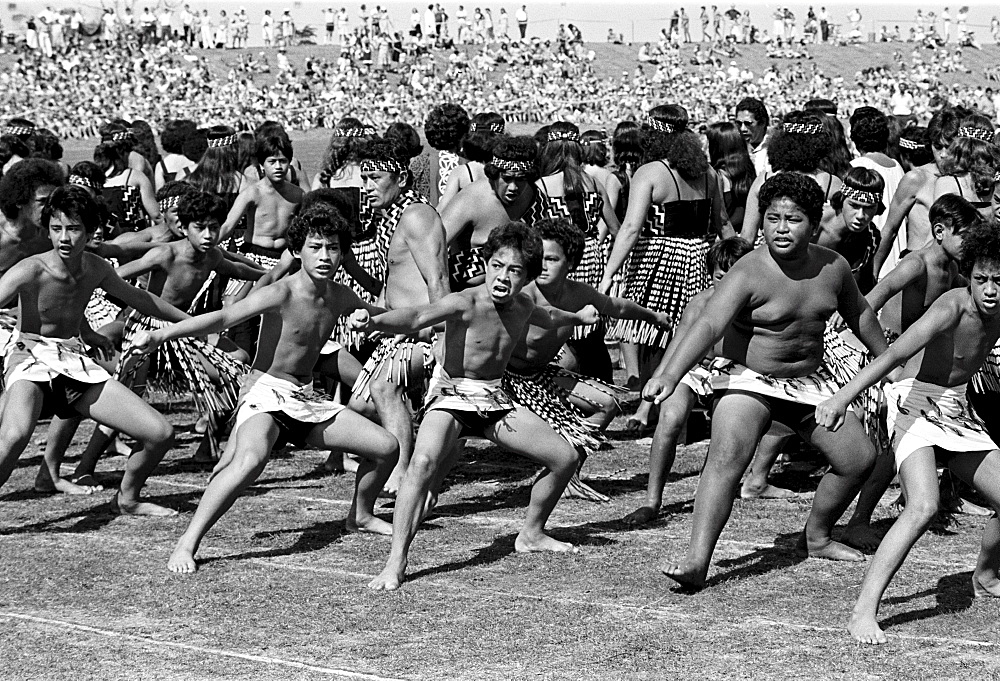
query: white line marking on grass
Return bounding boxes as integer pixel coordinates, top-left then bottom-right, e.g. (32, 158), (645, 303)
(752, 617), (998, 648)
(2, 612), (406, 680)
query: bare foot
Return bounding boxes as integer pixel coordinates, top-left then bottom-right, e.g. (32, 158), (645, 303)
(70, 474), (104, 488)
(104, 436), (137, 457)
(622, 505), (660, 527)
(562, 472), (610, 502)
(848, 611), (887, 645)
(972, 573), (1000, 598)
(624, 416), (650, 435)
(323, 451), (345, 473)
(419, 490), (439, 523)
(947, 497), (994, 517)
(117, 493), (179, 517)
(842, 523), (884, 553)
(194, 412), (210, 434)
(661, 560), (707, 591)
(367, 563), (406, 591)
(167, 545), (198, 574)
(35, 475), (103, 495)
(379, 467), (405, 499)
(514, 531), (578, 554)
(345, 516), (393, 536)
(798, 533), (865, 562)
(740, 482), (798, 500)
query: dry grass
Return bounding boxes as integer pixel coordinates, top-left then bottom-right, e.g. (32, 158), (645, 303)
(1, 399), (999, 680)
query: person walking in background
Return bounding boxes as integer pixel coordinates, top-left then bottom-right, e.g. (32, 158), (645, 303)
(516, 4), (528, 40)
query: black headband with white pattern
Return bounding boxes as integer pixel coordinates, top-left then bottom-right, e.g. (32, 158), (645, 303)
(331, 126), (368, 138)
(547, 128), (580, 143)
(898, 137), (923, 150)
(489, 156), (535, 177)
(69, 175), (98, 190)
(159, 196), (182, 212)
(783, 122), (824, 135)
(842, 186), (880, 205)
(208, 134), (238, 148)
(361, 157), (406, 174)
(3, 124), (34, 136)
(470, 121), (505, 134)
(958, 126), (995, 143)
(645, 116), (675, 134)
(110, 130), (132, 142)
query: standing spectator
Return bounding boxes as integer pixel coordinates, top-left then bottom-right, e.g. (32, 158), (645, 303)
(157, 6), (173, 43)
(772, 7), (785, 41)
(700, 6), (710, 42)
(680, 8), (691, 42)
(325, 8), (337, 44)
(180, 4), (194, 45)
(422, 5), (436, 42)
(516, 4), (528, 40)
(497, 7), (509, 40)
(725, 4), (740, 40)
(818, 6), (829, 42)
(455, 5), (469, 43)
(941, 6), (952, 42)
(200, 9), (214, 48)
(357, 4), (370, 35)
(279, 9), (294, 47)
(36, 8), (53, 56)
(711, 5), (722, 40)
(260, 10), (273, 46)
(139, 6), (156, 45)
(484, 9), (494, 42)
(69, 8), (83, 46)
(337, 8), (350, 44)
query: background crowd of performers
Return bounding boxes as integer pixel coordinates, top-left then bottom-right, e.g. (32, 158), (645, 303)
(1, 94), (1000, 646)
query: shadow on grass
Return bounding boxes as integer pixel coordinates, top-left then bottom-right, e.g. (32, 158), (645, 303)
(0, 490), (200, 535)
(878, 571), (975, 633)
(198, 517), (353, 568)
(703, 530), (807, 588)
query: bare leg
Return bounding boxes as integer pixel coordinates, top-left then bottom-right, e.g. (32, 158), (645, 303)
(369, 411), (462, 591)
(848, 448), (938, 645)
(623, 387), (695, 526)
(800, 413), (874, 561)
(486, 405), (580, 553)
(303, 409), (399, 535)
(0, 382), (45, 491)
(74, 379), (175, 517)
(34, 417), (102, 495)
(662, 390), (769, 589)
(740, 424), (796, 499)
(843, 452), (897, 551)
(619, 341), (641, 388)
(168, 414), (279, 573)
(557, 373), (620, 430)
(946, 448), (1000, 598)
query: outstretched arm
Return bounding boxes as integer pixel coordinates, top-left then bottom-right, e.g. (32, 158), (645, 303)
(528, 303), (599, 329)
(361, 292), (469, 335)
(98, 261), (188, 324)
(216, 255), (265, 282)
(114, 245), (171, 281)
(585, 285), (670, 327)
(872, 171), (921, 277)
(836, 259), (888, 358)
(250, 249), (297, 293)
(219, 186), (256, 242)
(864, 255), (925, 314)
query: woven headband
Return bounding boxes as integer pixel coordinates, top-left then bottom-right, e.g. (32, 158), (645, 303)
(159, 196), (182, 212)
(547, 129), (580, 143)
(2, 124), (34, 136)
(68, 175), (98, 190)
(110, 130), (132, 142)
(470, 121), (505, 134)
(582, 137), (609, 146)
(898, 137), (923, 150)
(645, 116), (675, 134)
(361, 157), (405, 174)
(958, 126), (995, 143)
(207, 134), (238, 148)
(490, 156), (534, 177)
(783, 122), (824, 135)
(842, 186), (880, 206)
(995, 171), (1000, 184)
(331, 126), (368, 137)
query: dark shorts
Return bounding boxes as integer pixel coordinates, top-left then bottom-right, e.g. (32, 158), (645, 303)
(32, 376), (94, 419)
(268, 410), (319, 450)
(713, 390), (817, 430)
(442, 408), (511, 438)
(239, 242), (285, 260)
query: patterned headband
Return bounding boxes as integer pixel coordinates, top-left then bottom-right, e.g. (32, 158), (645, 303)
(332, 126), (368, 137)
(111, 130), (132, 142)
(645, 116), (675, 134)
(958, 126), (995, 143)
(783, 122), (824, 135)
(2, 125), (34, 136)
(582, 137), (609, 146)
(490, 156), (535, 177)
(207, 134), (238, 148)
(547, 129), (580, 143)
(361, 157), (406, 174)
(842, 185), (880, 206)
(995, 171), (1000, 184)
(68, 175), (98, 190)
(898, 137), (923, 150)
(470, 121), (505, 134)
(159, 196), (182, 212)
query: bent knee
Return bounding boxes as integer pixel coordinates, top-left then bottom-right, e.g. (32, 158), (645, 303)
(904, 497), (939, 525)
(146, 420), (174, 450)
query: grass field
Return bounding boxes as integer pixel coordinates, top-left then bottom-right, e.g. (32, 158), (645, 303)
(1, 395), (999, 680)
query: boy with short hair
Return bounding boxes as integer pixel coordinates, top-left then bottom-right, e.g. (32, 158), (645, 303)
(0, 185), (186, 512)
(73, 191), (264, 480)
(131, 204), (400, 573)
(843, 193), (982, 549)
(362, 222), (600, 591)
(816, 221), (1000, 645)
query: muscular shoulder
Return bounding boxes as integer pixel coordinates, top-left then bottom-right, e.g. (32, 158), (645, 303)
(400, 203), (443, 233)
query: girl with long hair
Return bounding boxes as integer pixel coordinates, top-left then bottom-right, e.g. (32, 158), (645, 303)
(95, 123), (159, 235)
(705, 121), (755, 232)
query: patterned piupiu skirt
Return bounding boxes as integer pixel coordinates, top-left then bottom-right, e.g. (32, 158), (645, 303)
(609, 235), (711, 348)
(335, 235), (383, 350)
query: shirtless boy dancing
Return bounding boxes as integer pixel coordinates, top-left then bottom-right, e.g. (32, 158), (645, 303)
(816, 221), (1000, 644)
(363, 222), (599, 591)
(644, 173), (889, 589)
(0, 185), (186, 514)
(131, 204), (400, 573)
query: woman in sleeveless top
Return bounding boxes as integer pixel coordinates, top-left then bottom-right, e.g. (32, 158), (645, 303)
(741, 110), (842, 244)
(154, 119), (197, 189)
(581, 130), (624, 218)
(602, 106), (730, 351)
(438, 112), (505, 211)
(95, 125), (159, 236)
(932, 113), (998, 222)
(611, 122), (642, 224)
(706, 121), (756, 234)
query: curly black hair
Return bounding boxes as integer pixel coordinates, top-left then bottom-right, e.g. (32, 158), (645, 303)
(0, 134), (31, 167)
(643, 129), (709, 179)
(707, 236), (753, 272)
(360, 136), (409, 171)
(0, 158), (63, 220)
(385, 122), (424, 160)
(849, 106), (889, 153)
(287, 203), (352, 253)
(483, 221), (544, 280)
(960, 218), (1000, 278)
(758, 172), (825, 227)
(735, 97), (769, 129)
(69, 161), (106, 191)
(42, 184), (101, 234)
(767, 111), (832, 173)
(177, 191), (228, 227)
(927, 106), (967, 150)
(160, 119), (198, 155)
(534, 217), (585, 270)
(156, 180), (199, 203)
(486, 135), (539, 181)
(30, 128), (62, 161)
(425, 104), (470, 152)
